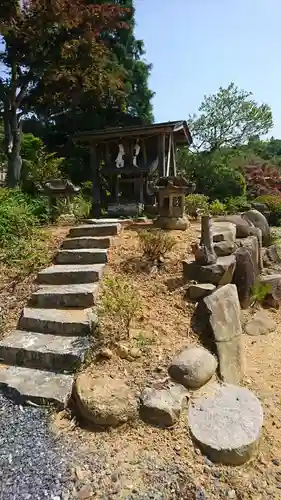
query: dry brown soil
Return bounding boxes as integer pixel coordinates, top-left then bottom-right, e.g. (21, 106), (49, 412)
(53, 222), (281, 500)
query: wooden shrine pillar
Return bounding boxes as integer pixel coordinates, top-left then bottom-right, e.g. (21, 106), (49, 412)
(158, 134), (166, 177)
(90, 143), (101, 218)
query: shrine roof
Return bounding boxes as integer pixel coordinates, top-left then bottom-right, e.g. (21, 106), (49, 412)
(73, 121), (192, 146)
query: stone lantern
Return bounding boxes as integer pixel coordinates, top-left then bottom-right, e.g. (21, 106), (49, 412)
(38, 179), (80, 223)
(153, 176), (192, 230)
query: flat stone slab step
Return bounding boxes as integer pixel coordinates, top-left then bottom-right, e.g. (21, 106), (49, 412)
(0, 364), (73, 409)
(55, 248), (108, 265)
(37, 264), (105, 285)
(30, 283), (99, 308)
(69, 223), (120, 238)
(19, 307), (91, 336)
(0, 331), (89, 372)
(85, 218), (131, 225)
(62, 236), (111, 249)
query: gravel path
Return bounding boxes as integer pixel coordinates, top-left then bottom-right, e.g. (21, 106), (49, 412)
(0, 393), (73, 500)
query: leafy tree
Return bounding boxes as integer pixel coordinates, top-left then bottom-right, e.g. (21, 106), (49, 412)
(0, 0), (128, 187)
(188, 83), (273, 152)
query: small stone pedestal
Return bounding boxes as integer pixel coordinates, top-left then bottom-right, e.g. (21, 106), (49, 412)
(153, 176), (190, 230)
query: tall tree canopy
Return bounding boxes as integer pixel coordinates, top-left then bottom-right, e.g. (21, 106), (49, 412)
(0, 0), (129, 187)
(188, 83), (273, 152)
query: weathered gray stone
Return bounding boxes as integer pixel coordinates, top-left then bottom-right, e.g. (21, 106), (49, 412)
(214, 240), (235, 257)
(212, 222), (236, 243)
(19, 307), (90, 336)
(85, 218), (130, 225)
(0, 330), (89, 371)
(62, 236), (111, 249)
(263, 245), (281, 267)
(183, 255), (236, 286)
(242, 210), (271, 247)
(168, 346), (218, 389)
(55, 248), (108, 265)
(232, 247), (257, 309)
(235, 235), (261, 274)
(215, 215), (253, 238)
(186, 283), (216, 301)
(140, 384), (188, 427)
(260, 274), (281, 307)
(30, 283), (99, 308)
(154, 216), (189, 230)
(203, 285), (244, 384)
(245, 310), (276, 336)
(37, 264), (105, 285)
(0, 365), (73, 409)
(69, 223), (120, 238)
(188, 383), (263, 465)
(74, 373), (138, 426)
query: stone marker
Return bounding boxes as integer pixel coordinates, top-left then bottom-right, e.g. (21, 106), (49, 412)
(232, 247), (257, 309)
(168, 346), (218, 389)
(245, 310), (276, 336)
(203, 285), (244, 384)
(74, 373), (138, 426)
(188, 383), (263, 465)
(212, 222), (236, 243)
(242, 209), (271, 247)
(183, 255), (236, 286)
(140, 384), (188, 427)
(186, 283), (216, 301)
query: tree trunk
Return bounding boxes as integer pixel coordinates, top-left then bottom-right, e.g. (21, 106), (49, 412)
(4, 105), (22, 188)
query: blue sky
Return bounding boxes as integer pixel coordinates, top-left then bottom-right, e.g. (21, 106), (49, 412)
(134, 0), (281, 138)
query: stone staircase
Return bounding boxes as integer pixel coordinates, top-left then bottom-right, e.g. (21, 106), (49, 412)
(0, 222), (120, 408)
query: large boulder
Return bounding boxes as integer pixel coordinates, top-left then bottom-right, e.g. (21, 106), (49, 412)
(242, 209), (271, 247)
(188, 383), (263, 465)
(140, 384), (188, 427)
(168, 346), (217, 389)
(215, 215), (253, 238)
(260, 274), (281, 308)
(232, 247), (257, 309)
(202, 284), (244, 384)
(74, 373), (138, 426)
(183, 255), (236, 286)
(212, 222), (236, 243)
(235, 235), (261, 274)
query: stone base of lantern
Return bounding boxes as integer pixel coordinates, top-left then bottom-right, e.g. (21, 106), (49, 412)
(57, 214), (76, 226)
(154, 216), (189, 231)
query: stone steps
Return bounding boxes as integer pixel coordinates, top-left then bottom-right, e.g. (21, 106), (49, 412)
(62, 236), (111, 249)
(19, 307), (91, 336)
(0, 364), (73, 409)
(0, 221), (118, 407)
(30, 283), (99, 308)
(69, 223), (120, 238)
(0, 331), (89, 372)
(55, 248), (108, 265)
(37, 264), (105, 285)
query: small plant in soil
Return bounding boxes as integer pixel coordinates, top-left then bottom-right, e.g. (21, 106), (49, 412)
(250, 280), (272, 307)
(98, 276), (141, 340)
(138, 228), (176, 268)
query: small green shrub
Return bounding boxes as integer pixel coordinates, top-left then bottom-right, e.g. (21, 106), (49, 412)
(138, 228), (176, 264)
(224, 196), (252, 214)
(185, 193), (209, 218)
(250, 280), (272, 306)
(209, 199), (226, 216)
(255, 194), (281, 225)
(99, 276), (140, 337)
(72, 194), (92, 221)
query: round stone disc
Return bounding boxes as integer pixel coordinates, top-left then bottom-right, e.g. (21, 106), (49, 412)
(188, 384), (263, 465)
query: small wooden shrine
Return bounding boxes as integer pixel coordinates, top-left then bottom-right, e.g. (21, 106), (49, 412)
(73, 121), (192, 217)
